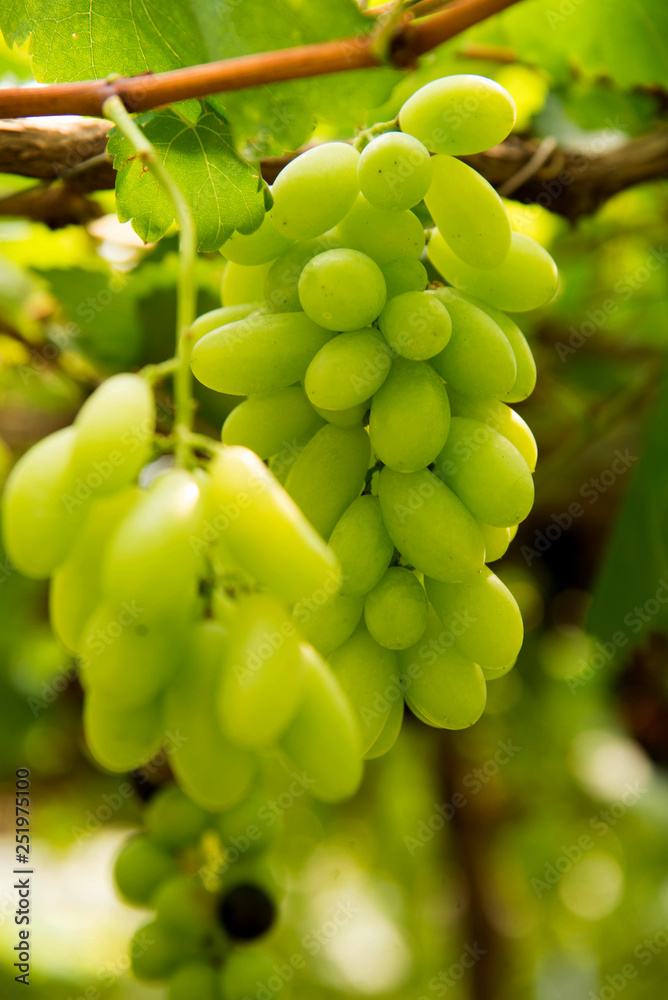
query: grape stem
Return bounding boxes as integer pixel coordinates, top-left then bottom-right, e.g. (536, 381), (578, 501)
(102, 95), (197, 467)
(140, 357), (180, 385)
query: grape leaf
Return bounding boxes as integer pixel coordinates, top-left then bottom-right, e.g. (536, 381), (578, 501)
(107, 109), (265, 251)
(587, 371), (668, 661)
(0, 0), (206, 78)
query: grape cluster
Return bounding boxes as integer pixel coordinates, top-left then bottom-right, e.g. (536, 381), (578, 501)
(1, 73), (557, 816)
(114, 783), (285, 1000)
(192, 73), (556, 735)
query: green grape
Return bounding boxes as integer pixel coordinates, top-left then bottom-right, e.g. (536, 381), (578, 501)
(264, 238), (337, 313)
(84, 694), (163, 773)
(305, 327), (392, 410)
(285, 424), (370, 538)
(131, 921), (200, 981)
(165, 621), (256, 812)
(216, 791), (279, 858)
(336, 194), (425, 265)
(169, 962), (221, 1000)
(219, 947), (288, 1000)
(298, 249), (386, 332)
(399, 74), (516, 155)
(312, 399), (370, 427)
(425, 566), (523, 670)
(425, 155), (511, 269)
(103, 468), (203, 617)
(2, 427), (84, 578)
(222, 260), (273, 306)
(114, 835), (177, 906)
(357, 131), (432, 211)
(378, 467), (485, 582)
(71, 374), (155, 496)
(434, 416), (534, 527)
(455, 293), (537, 401)
(364, 692), (403, 760)
(293, 592), (365, 656)
(49, 488), (137, 653)
(145, 786), (209, 850)
(379, 291), (452, 360)
(428, 229), (559, 312)
(270, 142), (360, 240)
(190, 312), (335, 395)
(479, 522), (512, 562)
(328, 495), (394, 597)
(218, 593), (305, 749)
(222, 387), (324, 459)
(154, 877), (215, 939)
(482, 659), (516, 681)
(329, 624), (400, 754)
(221, 212), (294, 265)
(206, 447), (341, 607)
(448, 391), (537, 471)
(399, 610), (487, 729)
(369, 358), (450, 472)
(191, 303), (261, 344)
(380, 257), (428, 298)
(364, 567), (428, 649)
(80, 601), (187, 709)
(428, 287), (516, 399)
(278, 644), (362, 803)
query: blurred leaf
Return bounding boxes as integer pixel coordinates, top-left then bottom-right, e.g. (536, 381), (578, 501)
(37, 267), (143, 371)
(108, 109), (265, 251)
(588, 369), (668, 654)
(474, 0), (668, 90)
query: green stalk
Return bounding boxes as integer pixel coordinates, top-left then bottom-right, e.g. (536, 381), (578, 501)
(103, 95), (197, 465)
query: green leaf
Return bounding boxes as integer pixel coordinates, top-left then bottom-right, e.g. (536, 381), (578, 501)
(37, 267), (143, 371)
(587, 370), (668, 660)
(0, 0), (206, 78)
(107, 109), (265, 252)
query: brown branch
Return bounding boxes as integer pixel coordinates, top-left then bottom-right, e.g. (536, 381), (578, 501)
(0, 0), (522, 119)
(0, 185), (104, 227)
(0, 118), (113, 184)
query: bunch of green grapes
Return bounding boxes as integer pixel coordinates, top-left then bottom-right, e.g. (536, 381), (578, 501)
(114, 782), (289, 999)
(192, 74), (556, 737)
